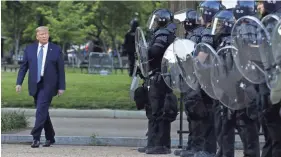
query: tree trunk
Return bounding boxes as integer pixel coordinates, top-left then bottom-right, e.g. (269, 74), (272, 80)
(168, 1), (199, 37)
(110, 35), (116, 50)
(14, 30), (20, 59)
(62, 43), (66, 54)
(168, 1), (197, 12)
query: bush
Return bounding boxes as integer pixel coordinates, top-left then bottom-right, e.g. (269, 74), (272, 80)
(1, 111), (29, 132)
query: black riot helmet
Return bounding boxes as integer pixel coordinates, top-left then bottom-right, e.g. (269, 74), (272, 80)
(183, 9), (200, 31)
(147, 8), (174, 31)
(130, 18), (139, 31)
(233, 0), (257, 19)
(211, 9), (236, 35)
(197, 0), (225, 24)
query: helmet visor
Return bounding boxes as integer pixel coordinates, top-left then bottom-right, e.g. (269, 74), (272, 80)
(147, 14), (157, 30)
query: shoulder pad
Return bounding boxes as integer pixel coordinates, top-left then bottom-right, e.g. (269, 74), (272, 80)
(154, 28), (170, 37)
(185, 26), (204, 43)
(193, 26), (205, 35)
(201, 27), (212, 36)
(200, 28), (214, 46)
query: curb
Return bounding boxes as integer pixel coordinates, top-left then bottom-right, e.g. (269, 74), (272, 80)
(1, 135), (264, 150)
(1, 108), (187, 120)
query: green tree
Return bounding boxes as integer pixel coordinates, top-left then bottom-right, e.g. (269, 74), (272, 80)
(1, 1), (35, 56)
(38, 1), (88, 53)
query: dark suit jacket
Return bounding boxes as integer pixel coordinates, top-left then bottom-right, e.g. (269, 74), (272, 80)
(16, 42), (66, 97)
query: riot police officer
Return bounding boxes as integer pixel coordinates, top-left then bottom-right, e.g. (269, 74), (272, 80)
(256, 1), (281, 157)
(184, 9), (205, 43)
(137, 8), (177, 154)
(174, 8), (213, 157)
(175, 8), (205, 157)
(180, 1), (225, 157)
(122, 18), (139, 77)
(211, 2), (260, 156)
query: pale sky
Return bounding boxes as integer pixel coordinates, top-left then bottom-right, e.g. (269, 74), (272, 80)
(222, 0), (237, 9)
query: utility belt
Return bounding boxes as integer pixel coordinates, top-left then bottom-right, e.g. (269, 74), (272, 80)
(148, 68), (160, 78)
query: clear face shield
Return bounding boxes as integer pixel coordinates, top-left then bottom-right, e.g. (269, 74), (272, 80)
(211, 17), (224, 35)
(197, 1), (223, 26)
(147, 14), (158, 31)
(211, 17), (234, 35)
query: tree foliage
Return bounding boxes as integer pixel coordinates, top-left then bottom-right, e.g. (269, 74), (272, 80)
(1, 1), (167, 54)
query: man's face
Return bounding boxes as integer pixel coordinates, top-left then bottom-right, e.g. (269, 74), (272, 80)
(257, 2), (265, 15)
(36, 30), (49, 45)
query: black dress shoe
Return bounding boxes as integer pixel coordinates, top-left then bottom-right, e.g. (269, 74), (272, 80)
(31, 140), (40, 148)
(43, 139), (55, 147)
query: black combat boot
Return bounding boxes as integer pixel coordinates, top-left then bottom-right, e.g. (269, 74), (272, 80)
(145, 146), (171, 154)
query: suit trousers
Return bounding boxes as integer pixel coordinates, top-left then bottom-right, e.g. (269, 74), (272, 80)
(30, 77), (55, 141)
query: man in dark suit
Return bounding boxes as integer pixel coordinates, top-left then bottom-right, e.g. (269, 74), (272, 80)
(16, 26), (66, 148)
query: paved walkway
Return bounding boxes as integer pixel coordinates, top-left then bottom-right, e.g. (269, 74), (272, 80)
(5, 117), (264, 143)
(8, 117), (189, 138)
(2, 144), (249, 157)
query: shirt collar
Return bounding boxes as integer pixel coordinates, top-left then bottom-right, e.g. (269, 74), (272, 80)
(38, 42), (49, 48)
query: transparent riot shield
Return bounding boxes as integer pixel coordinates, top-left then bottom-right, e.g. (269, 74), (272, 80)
(271, 21), (281, 66)
(193, 43), (218, 99)
(260, 14), (281, 89)
(129, 61), (140, 100)
(231, 15), (269, 84)
(161, 43), (189, 93)
(270, 21), (281, 104)
(211, 46), (258, 110)
(135, 27), (149, 78)
(173, 38), (199, 90)
(261, 14), (280, 35)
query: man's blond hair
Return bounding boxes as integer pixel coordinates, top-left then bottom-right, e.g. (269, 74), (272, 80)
(36, 26), (49, 33)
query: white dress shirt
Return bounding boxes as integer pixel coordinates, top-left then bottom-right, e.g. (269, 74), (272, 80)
(37, 42), (48, 76)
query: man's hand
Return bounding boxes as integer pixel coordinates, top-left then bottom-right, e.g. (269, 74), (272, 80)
(58, 90), (65, 96)
(16, 85), (22, 93)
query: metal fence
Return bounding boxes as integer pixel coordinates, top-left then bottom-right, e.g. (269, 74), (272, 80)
(88, 52), (113, 74)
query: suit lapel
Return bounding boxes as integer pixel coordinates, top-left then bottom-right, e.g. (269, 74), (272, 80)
(44, 42), (52, 72)
(33, 42), (39, 67)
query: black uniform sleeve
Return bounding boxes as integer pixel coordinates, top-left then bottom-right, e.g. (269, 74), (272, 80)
(122, 33), (129, 55)
(148, 35), (168, 59)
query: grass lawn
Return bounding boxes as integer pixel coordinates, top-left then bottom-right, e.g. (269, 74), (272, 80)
(1, 69), (138, 110)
